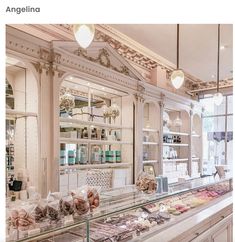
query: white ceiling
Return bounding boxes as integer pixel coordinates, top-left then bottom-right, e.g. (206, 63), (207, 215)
(109, 24), (233, 82)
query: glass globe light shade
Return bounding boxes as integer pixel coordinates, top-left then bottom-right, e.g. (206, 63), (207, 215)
(174, 117), (183, 127)
(213, 92), (223, 106)
(73, 24), (95, 49)
(163, 111), (170, 122)
(171, 69), (185, 89)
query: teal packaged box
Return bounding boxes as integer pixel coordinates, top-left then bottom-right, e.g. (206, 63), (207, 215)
(115, 150), (121, 163)
(105, 150), (116, 163)
(60, 150), (66, 166)
(68, 150), (75, 165)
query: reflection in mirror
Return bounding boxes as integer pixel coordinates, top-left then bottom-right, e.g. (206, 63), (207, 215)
(6, 56), (39, 199)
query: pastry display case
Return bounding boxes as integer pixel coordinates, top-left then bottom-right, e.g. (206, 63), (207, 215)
(6, 176), (232, 242)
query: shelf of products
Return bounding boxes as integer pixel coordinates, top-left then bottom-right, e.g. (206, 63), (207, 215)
(6, 177), (232, 242)
(142, 102), (160, 176)
(162, 109), (190, 181)
(58, 78), (134, 192)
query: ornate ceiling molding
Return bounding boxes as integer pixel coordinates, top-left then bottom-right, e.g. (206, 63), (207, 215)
(186, 78), (233, 95)
(7, 24), (233, 93)
(74, 48), (130, 76)
(57, 24), (207, 89)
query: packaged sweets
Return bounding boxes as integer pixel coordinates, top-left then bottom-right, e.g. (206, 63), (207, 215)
(33, 199), (47, 222)
(46, 192), (62, 221)
(136, 172), (157, 194)
(87, 186), (100, 211)
(9, 204), (36, 231)
(59, 195), (74, 216)
(71, 188), (90, 215)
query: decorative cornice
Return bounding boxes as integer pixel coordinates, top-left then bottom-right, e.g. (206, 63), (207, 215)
(56, 24), (204, 89)
(74, 48), (130, 76)
(7, 24), (233, 93)
(187, 78), (233, 95)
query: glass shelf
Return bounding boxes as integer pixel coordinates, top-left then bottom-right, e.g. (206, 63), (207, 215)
(163, 143), (189, 147)
(60, 117), (133, 130)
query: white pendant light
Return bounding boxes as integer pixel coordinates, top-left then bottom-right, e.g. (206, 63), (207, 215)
(73, 24), (95, 49)
(213, 24), (223, 106)
(171, 24), (185, 89)
(213, 92), (223, 106)
(171, 69), (185, 89)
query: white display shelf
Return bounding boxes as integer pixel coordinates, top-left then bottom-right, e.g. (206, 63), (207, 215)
(143, 142), (159, 145)
(59, 162), (132, 170)
(143, 160), (158, 164)
(163, 158), (189, 162)
(6, 109), (37, 118)
(192, 134), (201, 138)
(163, 143), (189, 147)
(142, 128), (158, 132)
(192, 157), (200, 161)
(60, 137), (133, 145)
(163, 131), (189, 136)
(60, 117), (132, 130)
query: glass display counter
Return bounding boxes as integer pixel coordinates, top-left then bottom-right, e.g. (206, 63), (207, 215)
(6, 176), (232, 242)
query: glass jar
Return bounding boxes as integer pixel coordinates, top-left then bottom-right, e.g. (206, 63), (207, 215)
(60, 144), (66, 166)
(82, 127), (88, 139)
(101, 129), (107, 140)
(76, 145), (88, 164)
(68, 150), (75, 165)
(91, 145), (102, 164)
(105, 150), (116, 163)
(115, 150), (121, 163)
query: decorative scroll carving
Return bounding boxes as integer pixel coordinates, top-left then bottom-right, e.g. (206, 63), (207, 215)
(134, 83), (145, 103)
(40, 48), (51, 62)
(74, 48), (130, 76)
(52, 50), (62, 64)
(60, 86), (103, 101)
(31, 62), (42, 74)
(134, 93), (145, 103)
(187, 78), (233, 95)
(31, 62), (50, 74)
(137, 83), (145, 94)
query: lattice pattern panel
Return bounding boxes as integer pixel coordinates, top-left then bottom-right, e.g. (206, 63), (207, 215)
(86, 169), (113, 190)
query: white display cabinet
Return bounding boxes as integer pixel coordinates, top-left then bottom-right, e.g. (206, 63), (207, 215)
(59, 77), (134, 193)
(5, 56), (40, 195)
(191, 113), (203, 177)
(142, 102), (160, 175)
(162, 108), (190, 183)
